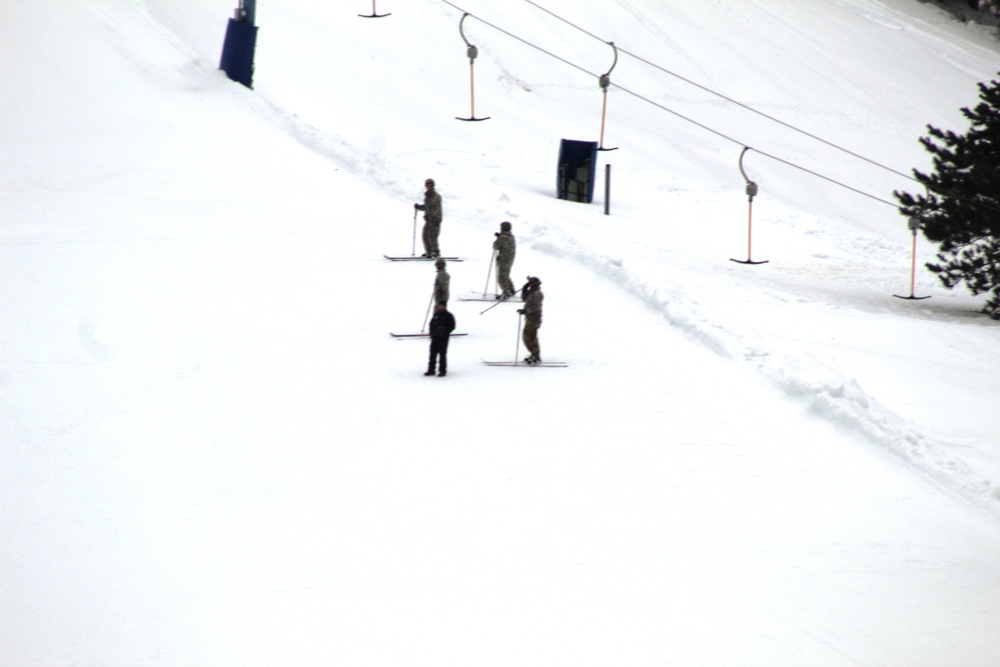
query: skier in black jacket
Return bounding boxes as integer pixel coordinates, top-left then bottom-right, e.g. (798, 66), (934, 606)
(425, 301), (456, 376)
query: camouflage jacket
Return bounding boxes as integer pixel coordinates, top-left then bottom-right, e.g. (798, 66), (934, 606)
(492, 231), (516, 262)
(416, 188), (443, 225)
(522, 287), (543, 318)
(434, 269), (450, 304)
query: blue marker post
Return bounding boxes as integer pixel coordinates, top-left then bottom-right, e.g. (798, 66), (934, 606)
(220, 0), (258, 89)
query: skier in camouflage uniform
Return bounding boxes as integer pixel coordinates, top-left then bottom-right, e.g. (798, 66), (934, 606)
(433, 257), (450, 306)
(414, 177), (443, 258)
(492, 221), (516, 299)
(518, 276), (543, 364)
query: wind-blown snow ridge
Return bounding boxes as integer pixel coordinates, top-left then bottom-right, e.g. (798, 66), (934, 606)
(756, 354), (998, 506)
(244, 93), (406, 195)
(525, 221), (999, 510)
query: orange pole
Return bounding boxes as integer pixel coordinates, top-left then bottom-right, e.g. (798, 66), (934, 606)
(469, 63), (476, 118)
(599, 90), (608, 148)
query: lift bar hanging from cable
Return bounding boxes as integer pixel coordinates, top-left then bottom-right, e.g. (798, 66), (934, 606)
(894, 215), (931, 300)
(456, 13), (490, 121)
(597, 41), (619, 151)
(358, 0), (390, 18)
(731, 147), (769, 265)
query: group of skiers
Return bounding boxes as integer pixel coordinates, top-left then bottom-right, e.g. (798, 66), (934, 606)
(413, 177), (544, 376)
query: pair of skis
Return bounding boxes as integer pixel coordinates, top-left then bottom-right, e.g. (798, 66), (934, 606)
(384, 255), (463, 262)
(457, 290), (520, 303)
(384, 208), (460, 262)
(389, 291), (516, 337)
(482, 359), (567, 367)
(390, 332), (466, 339)
(386, 255), (466, 337)
(389, 293), (467, 338)
(482, 308), (566, 367)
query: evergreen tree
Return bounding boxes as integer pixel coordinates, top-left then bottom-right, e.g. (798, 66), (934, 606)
(895, 75), (1000, 319)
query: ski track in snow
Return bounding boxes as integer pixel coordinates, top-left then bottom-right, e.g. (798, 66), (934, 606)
(519, 218), (1000, 509)
(242, 94), (1000, 509)
(146, 2), (1000, 513)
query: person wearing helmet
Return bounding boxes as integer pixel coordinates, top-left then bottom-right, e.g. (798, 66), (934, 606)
(518, 276), (543, 364)
(414, 177), (443, 258)
(433, 257), (450, 306)
(492, 221), (516, 299)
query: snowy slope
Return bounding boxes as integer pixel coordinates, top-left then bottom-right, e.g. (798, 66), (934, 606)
(3, 1), (1000, 665)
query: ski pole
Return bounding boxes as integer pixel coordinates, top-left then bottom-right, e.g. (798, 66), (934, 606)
(479, 285), (523, 315)
(514, 310), (523, 363)
(482, 250), (495, 298)
(411, 208), (418, 257)
(420, 289), (435, 333)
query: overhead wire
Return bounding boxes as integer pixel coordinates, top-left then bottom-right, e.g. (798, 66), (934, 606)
(526, 1), (1000, 221)
(436, 0), (1000, 217)
(440, 0), (595, 80)
(523, 0), (918, 185)
(438, 0), (902, 208)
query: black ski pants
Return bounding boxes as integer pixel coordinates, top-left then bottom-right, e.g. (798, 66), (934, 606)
(428, 335), (450, 374)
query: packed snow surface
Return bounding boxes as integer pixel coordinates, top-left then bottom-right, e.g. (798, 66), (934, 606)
(3, 0), (1000, 665)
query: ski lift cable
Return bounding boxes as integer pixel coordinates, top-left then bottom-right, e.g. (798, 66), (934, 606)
(615, 78), (900, 207)
(439, 2), (742, 145)
(436, 1), (909, 209)
(521, 0), (918, 185)
(519, 0), (1000, 222)
(455, 6), (1000, 295)
(440, 0), (598, 80)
